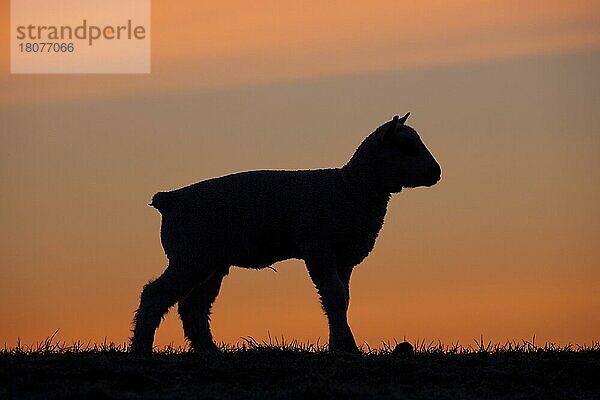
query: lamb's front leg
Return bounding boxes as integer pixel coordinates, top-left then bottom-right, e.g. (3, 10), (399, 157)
(306, 254), (359, 354)
(337, 266), (353, 312)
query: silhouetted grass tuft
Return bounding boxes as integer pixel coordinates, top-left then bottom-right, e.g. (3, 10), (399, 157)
(2, 333), (599, 399)
(4, 332), (598, 355)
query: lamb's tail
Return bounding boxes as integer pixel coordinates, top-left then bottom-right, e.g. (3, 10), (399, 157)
(149, 191), (175, 214)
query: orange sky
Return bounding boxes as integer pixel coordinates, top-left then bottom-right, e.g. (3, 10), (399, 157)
(0, 0), (599, 349)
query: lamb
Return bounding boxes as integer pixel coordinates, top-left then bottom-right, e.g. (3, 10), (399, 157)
(131, 113), (441, 354)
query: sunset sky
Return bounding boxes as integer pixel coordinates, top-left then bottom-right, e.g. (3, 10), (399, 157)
(1, 1), (599, 348)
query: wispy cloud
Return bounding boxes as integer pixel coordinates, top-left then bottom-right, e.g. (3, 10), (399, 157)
(1, 1), (599, 105)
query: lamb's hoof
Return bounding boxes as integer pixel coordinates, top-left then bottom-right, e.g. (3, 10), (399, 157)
(189, 342), (220, 354)
(329, 343), (361, 356)
(129, 343), (153, 354)
(392, 341), (414, 356)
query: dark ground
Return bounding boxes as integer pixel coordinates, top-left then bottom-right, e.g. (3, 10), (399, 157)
(1, 341), (599, 399)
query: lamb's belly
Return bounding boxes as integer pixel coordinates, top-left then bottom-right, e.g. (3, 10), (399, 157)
(232, 251), (291, 269)
(229, 231), (294, 269)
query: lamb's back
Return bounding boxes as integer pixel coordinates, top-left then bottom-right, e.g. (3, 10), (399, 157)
(173, 169), (336, 215)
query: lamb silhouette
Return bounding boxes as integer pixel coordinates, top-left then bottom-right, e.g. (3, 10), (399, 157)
(131, 113), (441, 354)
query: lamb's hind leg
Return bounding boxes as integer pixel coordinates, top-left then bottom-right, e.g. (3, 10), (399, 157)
(306, 255), (359, 354)
(178, 268), (229, 352)
(131, 261), (210, 353)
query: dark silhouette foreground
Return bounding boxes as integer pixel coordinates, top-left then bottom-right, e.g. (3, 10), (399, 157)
(132, 114), (441, 353)
(3, 343), (599, 400)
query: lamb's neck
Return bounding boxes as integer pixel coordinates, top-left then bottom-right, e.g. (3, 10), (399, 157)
(339, 163), (391, 209)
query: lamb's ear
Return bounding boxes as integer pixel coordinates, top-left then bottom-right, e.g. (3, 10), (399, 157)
(381, 115), (399, 142)
(399, 112), (410, 125)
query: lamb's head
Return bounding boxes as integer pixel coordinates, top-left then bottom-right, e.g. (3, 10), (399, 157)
(347, 113), (441, 193)
(376, 113), (441, 191)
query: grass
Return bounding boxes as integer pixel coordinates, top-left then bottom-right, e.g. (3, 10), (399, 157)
(1, 333), (599, 399)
